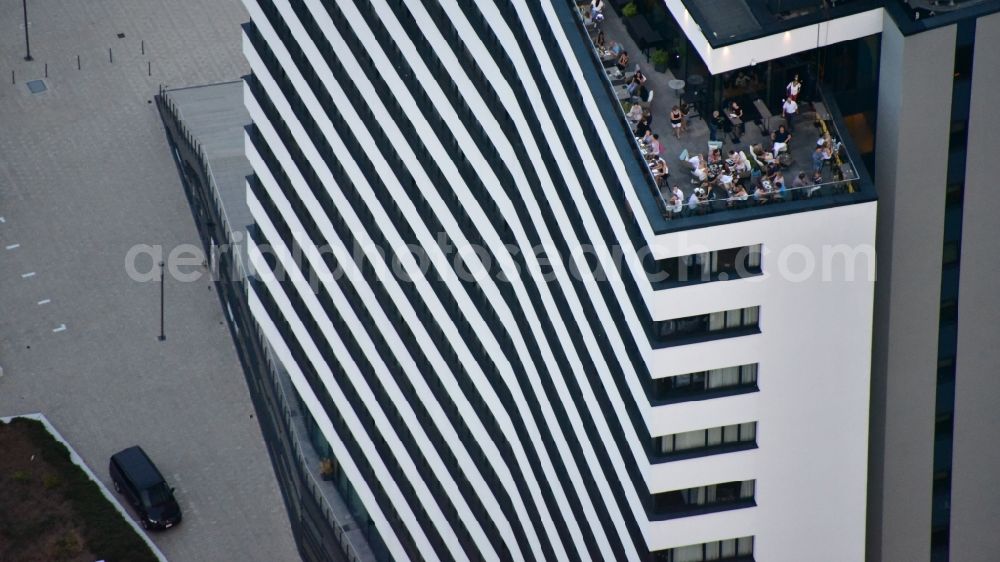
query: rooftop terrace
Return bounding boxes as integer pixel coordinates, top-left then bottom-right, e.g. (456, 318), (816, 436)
(566, 0), (875, 234)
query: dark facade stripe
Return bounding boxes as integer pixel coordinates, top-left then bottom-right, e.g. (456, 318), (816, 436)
(930, 17), (975, 561)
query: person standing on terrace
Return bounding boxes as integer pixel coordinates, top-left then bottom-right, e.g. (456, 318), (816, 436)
(782, 97), (799, 130)
(786, 75), (802, 101)
(670, 106), (684, 139)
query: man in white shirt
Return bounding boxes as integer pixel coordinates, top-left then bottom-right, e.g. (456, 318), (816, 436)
(687, 192), (700, 214)
(782, 97), (799, 129)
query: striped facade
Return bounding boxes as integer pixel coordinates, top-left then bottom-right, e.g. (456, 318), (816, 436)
(240, 1), (875, 561)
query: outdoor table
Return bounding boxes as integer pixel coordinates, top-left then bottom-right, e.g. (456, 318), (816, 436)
(668, 79), (685, 101)
(812, 101), (831, 122)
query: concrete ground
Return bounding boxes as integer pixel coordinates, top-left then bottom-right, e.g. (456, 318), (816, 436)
(0, 1), (299, 561)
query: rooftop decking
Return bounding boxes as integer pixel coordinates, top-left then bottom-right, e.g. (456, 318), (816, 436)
(569, 0), (875, 234)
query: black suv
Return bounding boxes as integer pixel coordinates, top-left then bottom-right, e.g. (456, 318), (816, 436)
(109, 446), (182, 530)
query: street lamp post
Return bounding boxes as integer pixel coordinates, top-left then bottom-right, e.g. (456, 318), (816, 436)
(158, 261), (166, 341)
(22, 0), (32, 61)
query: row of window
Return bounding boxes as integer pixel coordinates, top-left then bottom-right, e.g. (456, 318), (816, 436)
(652, 245), (762, 286)
(650, 480), (756, 520)
(653, 422), (757, 459)
(649, 364), (759, 404)
(651, 306), (761, 345)
(651, 536), (755, 562)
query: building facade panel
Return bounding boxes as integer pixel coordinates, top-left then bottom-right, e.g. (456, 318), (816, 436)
(948, 10), (1000, 561)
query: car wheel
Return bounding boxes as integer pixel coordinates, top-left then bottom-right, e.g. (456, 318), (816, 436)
(113, 480), (121, 493)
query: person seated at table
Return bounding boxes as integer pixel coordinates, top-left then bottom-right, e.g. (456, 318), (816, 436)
(729, 150), (750, 176)
(590, 0), (605, 21)
(772, 170), (785, 189)
(687, 152), (703, 170)
(718, 169), (734, 191)
(652, 158), (669, 186)
(689, 157), (708, 183)
(765, 160), (780, 180)
(732, 183), (750, 206)
(649, 133), (664, 157)
(708, 148), (723, 164)
(633, 83), (649, 104)
(595, 30), (606, 50)
(816, 137), (835, 161)
(634, 115), (651, 138)
(641, 129), (654, 147)
(771, 125), (792, 156)
(627, 70), (646, 96)
(671, 185), (684, 205)
(773, 180), (786, 201)
(698, 185), (711, 205)
(812, 145), (826, 182)
(754, 182), (770, 204)
(626, 103), (644, 124)
(616, 51), (629, 74)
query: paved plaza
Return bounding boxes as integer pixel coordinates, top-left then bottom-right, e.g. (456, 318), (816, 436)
(0, 1), (298, 560)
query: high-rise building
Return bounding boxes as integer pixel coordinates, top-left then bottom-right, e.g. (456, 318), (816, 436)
(229, 0), (999, 561)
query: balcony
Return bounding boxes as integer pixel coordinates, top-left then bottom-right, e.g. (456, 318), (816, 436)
(650, 306), (760, 348)
(562, 0), (876, 234)
(649, 480), (757, 520)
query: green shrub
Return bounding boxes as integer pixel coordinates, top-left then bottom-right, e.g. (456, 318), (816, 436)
(650, 49), (670, 67)
(622, 2), (638, 17)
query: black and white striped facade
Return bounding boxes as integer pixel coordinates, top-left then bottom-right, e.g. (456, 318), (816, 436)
(240, 0), (877, 560)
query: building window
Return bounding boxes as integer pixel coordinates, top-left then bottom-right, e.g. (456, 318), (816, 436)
(653, 422), (757, 460)
(650, 364), (758, 403)
(651, 537), (755, 562)
(650, 480), (756, 519)
(652, 307), (760, 344)
(655, 245), (762, 285)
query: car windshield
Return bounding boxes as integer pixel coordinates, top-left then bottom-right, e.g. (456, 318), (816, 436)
(141, 483), (172, 507)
